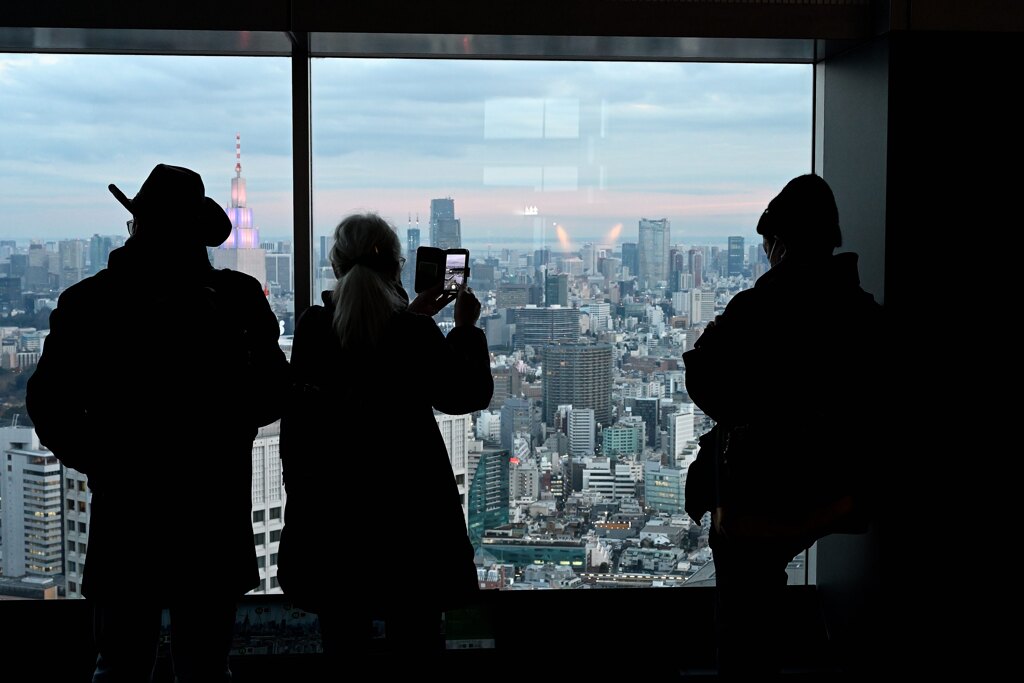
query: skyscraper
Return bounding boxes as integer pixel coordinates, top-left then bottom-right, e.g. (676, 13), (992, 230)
(500, 397), (533, 453)
(728, 236), (745, 276)
(214, 134), (267, 289)
(545, 272), (569, 307)
(58, 239), (85, 288)
(688, 248), (703, 289)
(667, 407), (696, 463)
(542, 343), (613, 428)
(513, 306), (579, 354)
(638, 218), (670, 289)
(63, 465), (90, 598)
(430, 197), (461, 250)
(568, 408), (596, 457)
(1, 428), (62, 580)
(669, 248), (685, 292)
(88, 234), (114, 274)
(404, 223), (420, 294)
(249, 422), (285, 594)
(620, 242), (639, 279)
(467, 447), (510, 547)
(628, 396), (660, 449)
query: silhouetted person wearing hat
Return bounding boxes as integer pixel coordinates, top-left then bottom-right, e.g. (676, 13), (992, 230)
(683, 174), (884, 677)
(26, 164), (289, 682)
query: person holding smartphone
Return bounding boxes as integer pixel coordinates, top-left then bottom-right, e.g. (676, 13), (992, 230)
(277, 213), (491, 672)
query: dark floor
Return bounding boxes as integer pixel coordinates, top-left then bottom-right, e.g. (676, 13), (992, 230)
(2, 587), (862, 681)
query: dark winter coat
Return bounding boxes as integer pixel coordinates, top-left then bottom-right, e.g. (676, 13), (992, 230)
(26, 240), (289, 601)
(682, 252), (885, 525)
(277, 291), (492, 614)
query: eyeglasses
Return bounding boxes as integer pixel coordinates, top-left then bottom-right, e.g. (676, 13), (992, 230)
(398, 256), (407, 270)
(126, 219), (137, 236)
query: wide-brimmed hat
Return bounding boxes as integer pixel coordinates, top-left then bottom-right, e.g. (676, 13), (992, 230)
(109, 164), (232, 247)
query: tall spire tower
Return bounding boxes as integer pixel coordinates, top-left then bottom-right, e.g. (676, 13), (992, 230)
(214, 133), (267, 290)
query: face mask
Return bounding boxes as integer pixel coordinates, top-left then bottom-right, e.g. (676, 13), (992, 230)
(765, 238), (786, 267)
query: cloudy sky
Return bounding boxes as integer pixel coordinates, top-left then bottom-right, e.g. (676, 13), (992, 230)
(0, 54), (811, 250)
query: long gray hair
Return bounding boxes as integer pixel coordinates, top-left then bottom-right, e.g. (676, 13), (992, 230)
(329, 214), (407, 349)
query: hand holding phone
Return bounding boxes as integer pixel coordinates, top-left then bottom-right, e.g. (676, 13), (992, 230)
(408, 281), (457, 316)
(454, 285), (481, 327)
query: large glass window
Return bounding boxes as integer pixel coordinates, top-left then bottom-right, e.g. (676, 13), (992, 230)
(0, 54), (292, 598)
(1, 51), (814, 599)
(311, 59), (812, 588)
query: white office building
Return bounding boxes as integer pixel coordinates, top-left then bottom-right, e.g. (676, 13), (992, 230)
(2, 427), (62, 580)
(249, 421), (285, 594)
(436, 412), (472, 524)
(568, 408), (595, 457)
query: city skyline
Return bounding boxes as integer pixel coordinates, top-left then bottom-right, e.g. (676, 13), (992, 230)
(1, 55), (812, 246)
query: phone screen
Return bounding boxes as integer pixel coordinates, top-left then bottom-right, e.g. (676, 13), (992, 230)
(444, 252), (468, 292)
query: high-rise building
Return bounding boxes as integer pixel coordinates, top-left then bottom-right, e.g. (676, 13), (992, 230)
(490, 365), (521, 410)
(63, 465), (90, 598)
(667, 407), (695, 463)
(318, 235), (330, 268)
(430, 197), (461, 250)
(580, 242), (597, 275)
(545, 272), (569, 307)
(514, 306), (579, 354)
(542, 343), (613, 428)
(644, 462), (686, 514)
(265, 252), (292, 293)
(214, 134), (267, 289)
(583, 302), (611, 333)
(568, 408), (596, 457)
(58, 239), (85, 288)
(1, 428), (62, 580)
(689, 289), (704, 324)
(620, 242), (639, 279)
(510, 460), (541, 501)
(467, 447), (510, 547)
(436, 413), (472, 523)
(700, 288), (716, 321)
(728, 236), (745, 276)
(88, 234), (114, 274)
(669, 248), (685, 292)
(688, 248), (704, 289)
(404, 224), (420, 294)
(628, 397), (660, 449)
(0, 276), (22, 313)
(496, 283), (530, 308)
(638, 218), (670, 289)
(249, 422), (285, 594)
(500, 398), (533, 453)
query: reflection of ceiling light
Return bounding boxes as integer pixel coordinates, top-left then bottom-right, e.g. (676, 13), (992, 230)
(524, 205), (539, 215)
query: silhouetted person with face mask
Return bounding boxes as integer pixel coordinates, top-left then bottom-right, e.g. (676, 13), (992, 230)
(26, 164), (289, 682)
(683, 174), (884, 677)
(277, 213), (491, 676)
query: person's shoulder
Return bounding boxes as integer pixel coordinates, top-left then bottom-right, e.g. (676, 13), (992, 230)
(208, 267), (264, 294)
(52, 270), (114, 307)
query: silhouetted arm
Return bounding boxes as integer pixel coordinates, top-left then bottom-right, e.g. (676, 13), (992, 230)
(224, 271), (290, 428)
(683, 290), (764, 425)
(417, 314), (493, 415)
(25, 299), (93, 473)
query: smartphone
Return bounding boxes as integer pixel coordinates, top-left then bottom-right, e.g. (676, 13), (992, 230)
(414, 246), (445, 294)
(443, 249), (470, 293)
